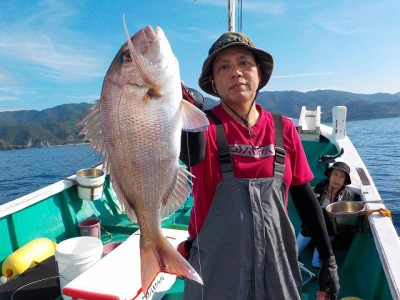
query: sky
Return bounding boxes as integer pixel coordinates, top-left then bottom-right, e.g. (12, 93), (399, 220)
(0, 0), (399, 112)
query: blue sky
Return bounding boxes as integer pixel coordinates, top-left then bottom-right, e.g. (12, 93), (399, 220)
(0, 0), (399, 112)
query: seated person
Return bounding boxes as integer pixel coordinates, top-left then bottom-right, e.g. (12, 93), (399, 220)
(297, 161), (355, 268)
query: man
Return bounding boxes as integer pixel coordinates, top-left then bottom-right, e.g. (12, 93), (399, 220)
(179, 31), (339, 299)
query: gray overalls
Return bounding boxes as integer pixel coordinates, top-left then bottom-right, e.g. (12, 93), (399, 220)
(183, 112), (302, 300)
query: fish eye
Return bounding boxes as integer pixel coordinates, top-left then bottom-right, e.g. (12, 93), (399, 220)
(120, 50), (132, 63)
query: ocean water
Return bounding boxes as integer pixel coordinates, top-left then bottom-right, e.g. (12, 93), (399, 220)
(0, 118), (399, 234)
(346, 117), (400, 233)
(0, 144), (101, 204)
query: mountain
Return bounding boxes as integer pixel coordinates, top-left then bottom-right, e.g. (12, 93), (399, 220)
(0, 103), (92, 150)
(204, 90), (400, 122)
(0, 103), (92, 125)
(0, 90), (399, 150)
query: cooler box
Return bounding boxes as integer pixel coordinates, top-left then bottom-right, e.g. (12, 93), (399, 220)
(62, 228), (189, 300)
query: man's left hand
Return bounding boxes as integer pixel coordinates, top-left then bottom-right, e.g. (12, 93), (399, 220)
(318, 256), (340, 299)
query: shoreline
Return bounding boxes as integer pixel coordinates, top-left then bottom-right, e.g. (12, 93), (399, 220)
(0, 142), (90, 152)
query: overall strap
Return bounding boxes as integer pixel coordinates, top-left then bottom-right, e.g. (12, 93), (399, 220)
(272, 114), (286, 176)
(205, 110), (286, 177)
(205, 110), (234, 176)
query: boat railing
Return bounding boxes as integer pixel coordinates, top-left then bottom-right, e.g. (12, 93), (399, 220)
(298, 106), (321, 141)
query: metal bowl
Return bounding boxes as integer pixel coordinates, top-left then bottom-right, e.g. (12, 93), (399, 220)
(325, 201), (366, 226)
(76, 168), (105, 178)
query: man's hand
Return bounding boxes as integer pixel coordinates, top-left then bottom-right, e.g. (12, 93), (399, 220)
(318, 256), (340, 299)
(177, 237), (194, 259)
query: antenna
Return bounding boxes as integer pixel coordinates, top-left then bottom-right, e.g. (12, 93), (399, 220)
(228, 0), (235, 31)
(237, 0), (242, 32)
(228, 0), (242, 32)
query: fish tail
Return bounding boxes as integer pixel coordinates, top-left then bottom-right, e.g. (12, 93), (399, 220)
(140, 236), (203, 296)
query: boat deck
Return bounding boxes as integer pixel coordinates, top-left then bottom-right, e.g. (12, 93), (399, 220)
(0, 128), (396, 299)
(1, 199), (391, 300)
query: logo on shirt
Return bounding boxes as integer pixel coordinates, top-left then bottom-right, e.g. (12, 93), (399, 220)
(230, 143), (275, 158)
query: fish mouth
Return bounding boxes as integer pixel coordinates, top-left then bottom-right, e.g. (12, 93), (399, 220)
(143, 25), (158, 43)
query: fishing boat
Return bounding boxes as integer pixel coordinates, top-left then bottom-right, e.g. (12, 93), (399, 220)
(0, 104), (399, 300)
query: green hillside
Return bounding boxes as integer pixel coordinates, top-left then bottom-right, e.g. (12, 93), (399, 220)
(0, 103), (92, 150)
(0, 90), (399, 150)
(205, 90), (400, 122)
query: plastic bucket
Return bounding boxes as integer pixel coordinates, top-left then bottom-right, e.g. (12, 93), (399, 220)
(55, 236), (103, 300)
(102, 241), (123, 256)
(75, 168), (105, 200)
(78, 218), (101, 238)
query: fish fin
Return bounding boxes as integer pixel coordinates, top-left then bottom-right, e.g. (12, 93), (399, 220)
(78, 100), (113, 174)
(140, 235), (203, 296)
(111, 179), (138, 222)
(124, 205), (139, 224)
(181, 100), (209, 132)
(161, 165), (193, 218)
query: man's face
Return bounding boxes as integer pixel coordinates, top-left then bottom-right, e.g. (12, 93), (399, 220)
(211, 46), (261, 105)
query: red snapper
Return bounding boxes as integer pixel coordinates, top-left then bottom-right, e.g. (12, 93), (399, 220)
(79, 19), (207, 296)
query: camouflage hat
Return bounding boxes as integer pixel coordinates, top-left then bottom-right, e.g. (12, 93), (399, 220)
(198, 31), (273, 96)
(324, 161), (352, 185)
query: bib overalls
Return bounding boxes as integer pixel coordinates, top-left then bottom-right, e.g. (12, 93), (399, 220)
(183, 113), (302, 300)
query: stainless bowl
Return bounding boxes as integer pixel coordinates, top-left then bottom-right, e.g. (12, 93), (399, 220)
(76, 168), (105, 179)
(325, 201), (366, 226)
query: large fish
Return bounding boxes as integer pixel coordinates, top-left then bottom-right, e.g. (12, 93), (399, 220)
(79, 19), (207, 296)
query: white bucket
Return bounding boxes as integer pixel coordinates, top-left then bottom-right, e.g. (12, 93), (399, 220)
(55, 236), (103, 300)
(75, 168), (105, 200)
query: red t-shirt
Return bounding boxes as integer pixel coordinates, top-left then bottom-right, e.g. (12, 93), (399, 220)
(188, 104), (313, 238)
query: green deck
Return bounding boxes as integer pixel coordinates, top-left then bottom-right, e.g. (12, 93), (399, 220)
(0, 136), (392, 299)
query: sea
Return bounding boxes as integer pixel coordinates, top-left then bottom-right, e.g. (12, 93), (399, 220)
(0, 117), (399, 234)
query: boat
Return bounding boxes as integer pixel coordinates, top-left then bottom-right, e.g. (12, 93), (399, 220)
(0, 104), (399, 300)
(1, 2), (400, 298)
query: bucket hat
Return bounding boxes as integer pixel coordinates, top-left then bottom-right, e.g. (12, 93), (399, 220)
(324, 161), (352, 185)
(198, 31), (273, 96)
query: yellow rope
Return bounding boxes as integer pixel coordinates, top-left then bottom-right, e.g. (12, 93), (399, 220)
(101, 225), (113, 242)
(365, 208), (392, 226)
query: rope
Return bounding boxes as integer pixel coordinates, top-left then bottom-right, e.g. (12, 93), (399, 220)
(11, 276), (59, 300)
(365, 208), (392, 227)
(101, 225), (113, 242)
